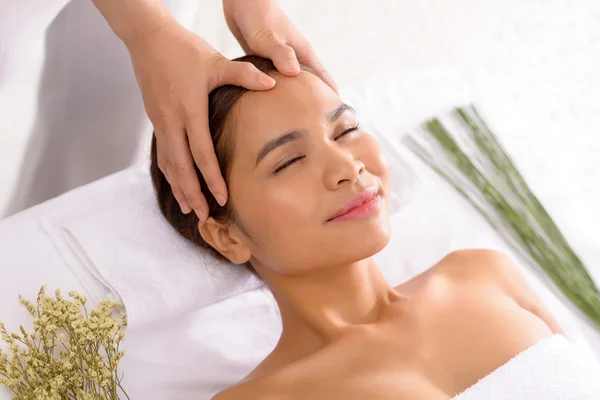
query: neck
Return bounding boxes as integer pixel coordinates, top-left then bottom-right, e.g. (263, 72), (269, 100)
(257, 258), (401, 350)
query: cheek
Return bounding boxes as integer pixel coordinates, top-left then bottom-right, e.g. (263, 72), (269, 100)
(360, 135), (391, 189)
(229, 171), (322, 266)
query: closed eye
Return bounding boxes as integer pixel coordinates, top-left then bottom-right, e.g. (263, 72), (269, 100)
(273, 155), (306, 174)
(272, 123), (360, 174)
(334, 124), (360, 141)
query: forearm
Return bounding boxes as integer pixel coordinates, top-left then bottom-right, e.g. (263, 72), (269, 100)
(91, 0), (176, 44)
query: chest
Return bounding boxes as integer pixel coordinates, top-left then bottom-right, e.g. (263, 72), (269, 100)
(276, 278), (553, 400)
(376, 286), (552, 398)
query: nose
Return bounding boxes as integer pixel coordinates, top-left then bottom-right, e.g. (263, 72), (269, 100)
(323, 146), (365, 190)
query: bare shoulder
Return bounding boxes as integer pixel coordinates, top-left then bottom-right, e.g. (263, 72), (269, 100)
(438, 249), (564, 334)
(438, 248), (535, 296)
(211, 387), (251, 400)
(211, 376), (278, 400)
(393, 249), (510, 296)
(436, 248), (516, 284)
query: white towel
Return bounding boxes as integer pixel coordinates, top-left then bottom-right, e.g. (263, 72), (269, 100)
(452, 334), (600, 399)
(39, 163), (263, 329)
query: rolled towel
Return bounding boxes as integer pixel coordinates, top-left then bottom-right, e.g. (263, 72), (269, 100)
(452, 334), (600, 399)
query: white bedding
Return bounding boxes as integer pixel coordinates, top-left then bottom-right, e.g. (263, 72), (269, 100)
(1, 69), (599, 399)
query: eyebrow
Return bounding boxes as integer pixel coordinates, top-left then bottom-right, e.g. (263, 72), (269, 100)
(255, 130), (305, 167)
(255, 103), (356, 167)
(327, 103), (355, 124)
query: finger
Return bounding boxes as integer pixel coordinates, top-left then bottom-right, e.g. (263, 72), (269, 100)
(156, 129), (192, 214)
(167, 166), (193, 215)
(268, 41), (301, 77)
(252, 29), (300, 76)
(183, 100), (228, 208)
(267, 42), (300, 76)
(165, 122), (210, 221)
(294, 43), (338, 92)
(216, 59), (276, 90)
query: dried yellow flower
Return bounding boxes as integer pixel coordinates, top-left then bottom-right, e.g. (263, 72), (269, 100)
(0, 286), (129, 399)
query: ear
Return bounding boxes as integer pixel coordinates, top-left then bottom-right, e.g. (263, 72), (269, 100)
(198, 217), (252, 265)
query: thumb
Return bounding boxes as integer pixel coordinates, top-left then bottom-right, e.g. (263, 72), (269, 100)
(251, 30), (300, 76)
(216, 60), (276, 90)
(267, 41), (301, 76)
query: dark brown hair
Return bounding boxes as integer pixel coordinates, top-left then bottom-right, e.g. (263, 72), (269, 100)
(150, 55), (311, 273)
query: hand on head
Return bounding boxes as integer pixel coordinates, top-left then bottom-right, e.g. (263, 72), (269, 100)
(124, 0), (336, 221)
(150, 56), (391, 279)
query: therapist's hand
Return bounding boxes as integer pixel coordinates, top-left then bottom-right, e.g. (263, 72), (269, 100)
(124, 21), (276, 220)
(223, 0), (337, 92)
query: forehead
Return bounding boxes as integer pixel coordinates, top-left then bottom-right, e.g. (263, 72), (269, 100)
(229, 71), (341, 155)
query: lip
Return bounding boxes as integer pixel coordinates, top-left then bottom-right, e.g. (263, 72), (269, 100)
(327, 187), (381, 222)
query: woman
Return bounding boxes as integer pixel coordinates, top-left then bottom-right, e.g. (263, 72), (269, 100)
(150, 56), (564, 399)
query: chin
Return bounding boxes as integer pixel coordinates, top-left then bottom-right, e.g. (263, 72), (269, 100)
(345, 218), (391, 261)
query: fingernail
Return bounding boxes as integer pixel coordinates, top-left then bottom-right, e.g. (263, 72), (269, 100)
(215, 193), (227, 207)
(196, 209), (207, 222)
(180, 202), (192, 214)
(258, 74), (275, 86)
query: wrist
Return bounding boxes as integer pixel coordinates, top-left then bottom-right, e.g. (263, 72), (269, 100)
(223, 0), (264, 18)
(93, 0), (177, 46)
(120, 8), (178, 46)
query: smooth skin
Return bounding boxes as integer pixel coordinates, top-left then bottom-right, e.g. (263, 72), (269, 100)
(196, 71), (564, 399)
(92, 0), (335, 220)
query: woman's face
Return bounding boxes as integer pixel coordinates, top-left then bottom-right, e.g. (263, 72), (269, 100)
(223, 71), (391, 275)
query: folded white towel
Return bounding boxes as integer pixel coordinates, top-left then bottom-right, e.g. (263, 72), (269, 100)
(40, 163), (263, 329)
(452, 334), (600, 399)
